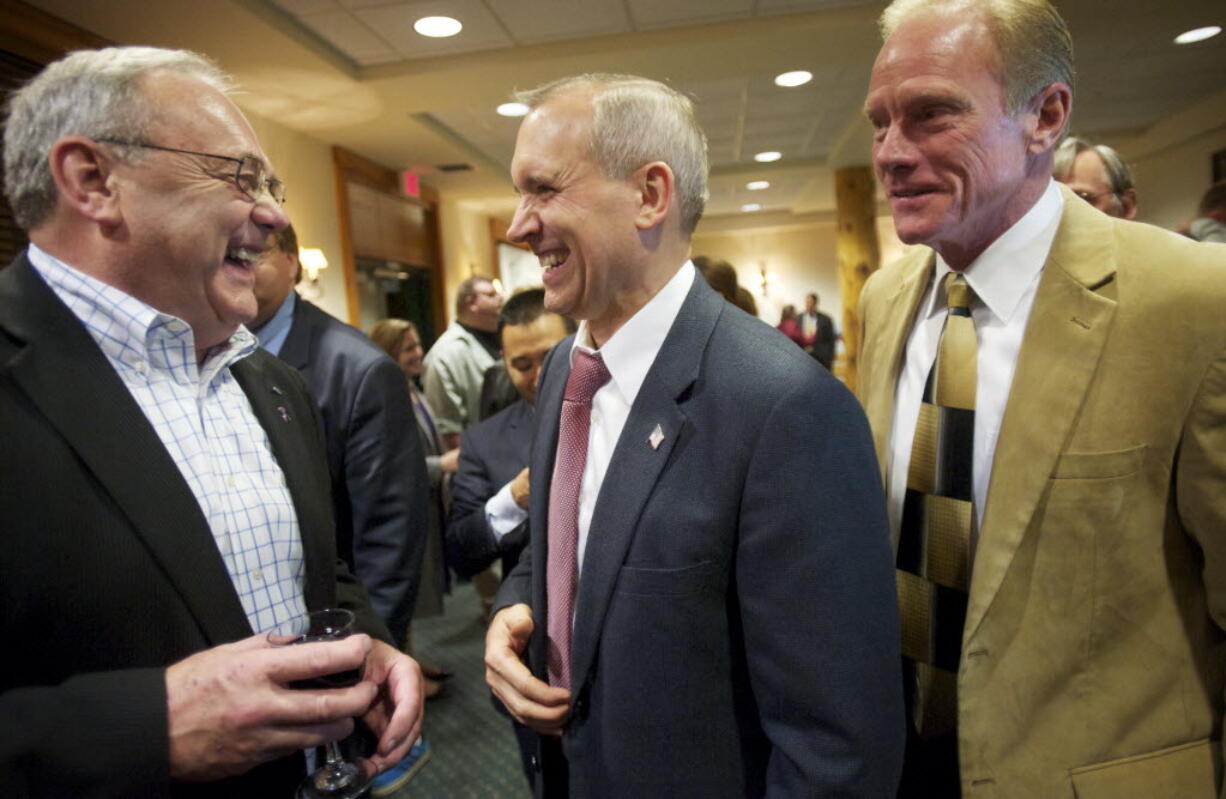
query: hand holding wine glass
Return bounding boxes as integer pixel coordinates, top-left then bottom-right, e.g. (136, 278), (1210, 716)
(267, 608), (377, 799)
(165, 628), (375, 782)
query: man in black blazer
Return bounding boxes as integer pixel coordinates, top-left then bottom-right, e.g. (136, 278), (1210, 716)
(251, 224), (428, 650)
(0, 47), (421, 796)
(799, 291), (837, 369)
(484, 74), (903, 797)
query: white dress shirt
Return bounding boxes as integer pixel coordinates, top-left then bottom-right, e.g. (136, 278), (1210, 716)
(568, 261), (695, 577)
(28, 244), (308, 635)
(886, 180), (1064, 551)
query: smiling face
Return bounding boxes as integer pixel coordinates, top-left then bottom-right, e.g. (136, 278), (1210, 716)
(501, 312), (570, 404)
(111, 71), (288, 351)
(396, 326), (425, 378)
(866, 14), (1045, 269)
(506, 90), (646, 344)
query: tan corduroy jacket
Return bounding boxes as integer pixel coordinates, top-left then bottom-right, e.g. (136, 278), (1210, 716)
(857, 184), (1226, 798)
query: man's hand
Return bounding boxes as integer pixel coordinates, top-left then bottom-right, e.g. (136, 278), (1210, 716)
(440, 448), (461, 473)
(358, 640), (424, 775)
(484, 604), (570, 735)
(166, 633), (377, 781)
(510, 467), (530, 510)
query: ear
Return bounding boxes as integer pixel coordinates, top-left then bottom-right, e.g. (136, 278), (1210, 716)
(1118, 188), (1138, 221)
(1025, 82), (1072, 155)
(47, 136), (124, 226)
(632, 161), (675, 231)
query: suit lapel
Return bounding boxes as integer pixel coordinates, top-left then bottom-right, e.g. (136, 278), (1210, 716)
(0, 256), (252, 643)
(568, 279), (719, 689)
(965, 191), (1117, 638)
(231, 355), (336, 611)
(860, 255), (933, 477)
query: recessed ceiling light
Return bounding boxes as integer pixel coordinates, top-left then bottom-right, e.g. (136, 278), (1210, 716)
(1174, 25), (1221, 44)
(414, 15), (463, 38)
(741, 203), (762, 212)
(774, 70), (812, 88)
(497, 102), (529, 117)
(754, 151), (782, 163)
(746, 180), (770, 191)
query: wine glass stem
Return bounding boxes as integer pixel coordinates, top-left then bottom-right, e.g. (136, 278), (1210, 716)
(323, 741), (345, 768)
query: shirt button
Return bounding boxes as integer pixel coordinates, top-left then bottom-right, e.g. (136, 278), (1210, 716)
(252, 569), (263, 582)
(226, 476), (235, 488)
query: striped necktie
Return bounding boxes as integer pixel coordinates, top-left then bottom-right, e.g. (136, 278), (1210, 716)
(897, 271), (977, 737)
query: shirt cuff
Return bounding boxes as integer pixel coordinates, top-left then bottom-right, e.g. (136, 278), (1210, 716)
(486, 482), (528, 540)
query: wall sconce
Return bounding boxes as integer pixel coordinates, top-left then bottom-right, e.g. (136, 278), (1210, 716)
(298, 248), (328, 299)
(758, 263), (775, 296)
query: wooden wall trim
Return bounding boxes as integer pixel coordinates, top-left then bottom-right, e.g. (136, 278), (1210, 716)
(0, 0), (112, 65)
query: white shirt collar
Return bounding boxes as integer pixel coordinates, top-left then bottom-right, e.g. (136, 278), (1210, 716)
(928, 179), (1064, 322)
(571, 260), (695, 408)
(27, 242), (256, 380)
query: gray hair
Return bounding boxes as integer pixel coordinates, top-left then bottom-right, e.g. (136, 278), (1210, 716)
(1053, 136), (1135, 196)
(3, 46), (231, 231)
(515, 73), (709, 235)
(879, 0), (1074, 116)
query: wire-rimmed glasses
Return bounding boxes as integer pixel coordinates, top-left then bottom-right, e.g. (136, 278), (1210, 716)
(93, 137), (286, 204)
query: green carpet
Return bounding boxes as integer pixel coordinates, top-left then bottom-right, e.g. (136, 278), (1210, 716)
(390, 582), (532, 798)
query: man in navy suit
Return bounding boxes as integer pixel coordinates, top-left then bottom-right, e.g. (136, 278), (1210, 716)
(447, 288), (573, 581)
(484, 73), (903, 797)
(448, 287), (573, 786)
(251, 223), (428, 651)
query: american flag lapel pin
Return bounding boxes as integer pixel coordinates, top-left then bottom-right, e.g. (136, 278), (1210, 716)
(648, 424), (665, 450)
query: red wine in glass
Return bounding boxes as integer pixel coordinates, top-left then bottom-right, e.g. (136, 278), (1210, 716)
(267, 609), (373, 799)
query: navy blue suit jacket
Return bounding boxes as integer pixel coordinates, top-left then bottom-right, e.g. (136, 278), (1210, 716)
(495, 276), (904, 797)
(276, 297), (428, 647)
(447, 398), (533, 579)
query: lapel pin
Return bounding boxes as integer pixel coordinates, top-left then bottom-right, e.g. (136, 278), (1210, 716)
(271, 385), (284, 396)
(276, 406), (291, 422)
(648, 424), (665, 450)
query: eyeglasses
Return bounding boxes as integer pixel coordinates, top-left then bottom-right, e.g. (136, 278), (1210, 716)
(94, 138), (286, 205)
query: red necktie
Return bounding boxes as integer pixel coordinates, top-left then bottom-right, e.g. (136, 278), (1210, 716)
(546, 350), (611, 690)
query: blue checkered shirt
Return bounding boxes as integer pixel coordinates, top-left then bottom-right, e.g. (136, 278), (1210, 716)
(28, 245), (308, 635)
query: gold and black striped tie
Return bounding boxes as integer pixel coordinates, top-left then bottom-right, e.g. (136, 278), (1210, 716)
(897, 271), (977, 738)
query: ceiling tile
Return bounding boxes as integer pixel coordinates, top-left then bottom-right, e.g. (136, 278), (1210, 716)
(627, 0), (754, 30)
(269, 0), (341, 14)
(297, 10), (401, 63)
(353, 0), (513, 58)
(755, 0), (879, 13)
(484, 0), (632, 45)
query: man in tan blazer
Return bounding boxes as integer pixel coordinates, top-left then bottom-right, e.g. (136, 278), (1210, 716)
(858, 1), (1226, 796)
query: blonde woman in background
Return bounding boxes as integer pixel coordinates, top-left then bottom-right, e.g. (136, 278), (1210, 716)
(370, 318), (458, 698)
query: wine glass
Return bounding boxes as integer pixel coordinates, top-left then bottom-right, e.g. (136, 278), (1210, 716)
(267, 608), (374, 799)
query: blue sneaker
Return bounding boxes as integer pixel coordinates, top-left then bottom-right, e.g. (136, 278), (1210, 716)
(370, 738), (432, 796)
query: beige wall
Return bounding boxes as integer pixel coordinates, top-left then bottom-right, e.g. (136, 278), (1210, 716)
(437, 199), (497, 325)
(1129, 127), (1226, 233)
(244, 108), (350, 322)
(692, 221), (842, 327)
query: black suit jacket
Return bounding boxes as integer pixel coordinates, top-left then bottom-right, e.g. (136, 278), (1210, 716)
(801, 310), (836, 369)
(496, 276), (904, 797)
(276, 297), (428, 647)
(447, 398), (533, 579)
(0, 255), (386, 797)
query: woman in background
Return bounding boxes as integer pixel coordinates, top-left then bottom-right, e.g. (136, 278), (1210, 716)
(370, 317), (457, 697)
